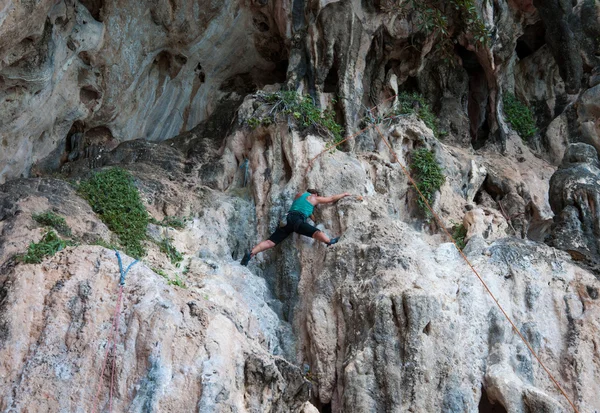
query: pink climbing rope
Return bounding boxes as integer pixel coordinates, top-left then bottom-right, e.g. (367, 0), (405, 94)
(92, 285), (124, 413)
(91, 251), (137, 413)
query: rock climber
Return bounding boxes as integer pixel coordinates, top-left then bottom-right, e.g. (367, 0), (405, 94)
(241, 189), (351, 266)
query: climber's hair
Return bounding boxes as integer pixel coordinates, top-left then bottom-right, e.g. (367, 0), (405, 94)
(307, 188), (320, 196)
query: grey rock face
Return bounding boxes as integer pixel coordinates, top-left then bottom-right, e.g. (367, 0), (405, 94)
(548, 143), (600, 273)
(532, 0), (583, 94)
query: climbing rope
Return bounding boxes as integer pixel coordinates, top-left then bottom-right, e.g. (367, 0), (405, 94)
(305, 97), (580, 412)
(370, 124), (579, 412)
(240, 158), (250, 187)
(91, 251), (138, 413)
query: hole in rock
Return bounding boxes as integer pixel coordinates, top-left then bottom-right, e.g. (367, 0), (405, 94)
(154, 51), (187, 80)
(282, 146), (293, 183)
(85, 126), (114, 148)
(220, 72), (258, 95)
(78, 51), (92, 65)
(399, 76), (420, 94)
(65, 121), (85, 150)
(253, 18), (270, 32)
(79, 0), (104, 21)
(272, 59), (289, 84)
(478, 387), (507, 413)
(323, 53), (340, 94)
(196, 63), (206, 83)
(316, 402), (332, 413)
(423, 321), (431, 335)
(456, 45), (489, 149)
(80, 87), (100, 105)
(516, 21), (546, 60)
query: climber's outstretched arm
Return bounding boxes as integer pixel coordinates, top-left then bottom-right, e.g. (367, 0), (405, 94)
(314, 192), (351, 204)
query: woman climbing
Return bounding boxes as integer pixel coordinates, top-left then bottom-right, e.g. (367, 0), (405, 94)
(241, 189), (351, 266)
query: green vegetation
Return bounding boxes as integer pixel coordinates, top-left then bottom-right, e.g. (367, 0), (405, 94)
(149, 216), (187, 230)
(410, 148), (446, 217)
(32, 211), (71, 236)
(397, 92), (438, 136)
(450, 222), (467, 250)
(503, 93), (537, 140)
(381, 0), (489, 62)
(19, 231), (74, 264)
(364, 92), (439, 137)
(248, 91), (343, 145)
(167, 275), (186, 288)
(91, 237), (118, 250)
(159, 237), (183, 266)
(78, 168), (148, 259)
(152, 267), (186, 288)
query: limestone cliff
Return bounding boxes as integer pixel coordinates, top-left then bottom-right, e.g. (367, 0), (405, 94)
(1, 1), (600, 412)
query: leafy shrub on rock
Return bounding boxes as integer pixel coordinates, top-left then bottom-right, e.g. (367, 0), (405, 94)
(503, 93), (537, 140)
(32, 211), (72, 236)
(78, 168), (148, 259)
(410, 148), (446, 217)
(20, 231), (74, 264)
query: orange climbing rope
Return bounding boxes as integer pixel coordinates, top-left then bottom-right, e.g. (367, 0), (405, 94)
(305, 97), (581, 412)
(371, 124), (580, 413)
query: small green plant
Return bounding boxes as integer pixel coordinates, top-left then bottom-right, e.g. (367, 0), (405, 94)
(152, 267), (168, 278)
(250, 91), (343, 143)
(161, 216), (186, 229)
(168, 275), (186, 288)
(159, 237), (183, 265)
(410, 148), (446, 217)
(152, 267), (186, 288)
(19, 231), (74, 264)
(247, 117), (261, 128)
(503, 93), (537, 140)
(363, 92), (438, 137)
(397, 92), (438, 136)
(32, 211), (72, 236)
(149, 216), (186, 229)
(450, 222), (467, 250)
(78, 168), (148, 259)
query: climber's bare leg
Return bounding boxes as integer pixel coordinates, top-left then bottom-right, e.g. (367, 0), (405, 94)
(251, 240), (276, 256)
(312, 230), (331, 244)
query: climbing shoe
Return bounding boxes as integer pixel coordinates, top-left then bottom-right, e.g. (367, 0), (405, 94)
(327, 237), (339, 246)
(241, 251), (252, 266)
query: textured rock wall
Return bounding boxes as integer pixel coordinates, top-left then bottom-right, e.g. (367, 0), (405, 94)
(1, 0), (600, 412)
(0, 0), (288, 183)
(2, 0), (599, 183)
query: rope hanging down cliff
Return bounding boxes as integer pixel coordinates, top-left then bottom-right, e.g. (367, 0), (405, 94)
(305, 97), (580, 413)
(91, 251), (138, 413)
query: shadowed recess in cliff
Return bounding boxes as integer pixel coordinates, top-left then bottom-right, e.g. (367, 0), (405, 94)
(516, 21), (546, 60)
(478, 387), (507, 413)
(456, 45), (489, 149)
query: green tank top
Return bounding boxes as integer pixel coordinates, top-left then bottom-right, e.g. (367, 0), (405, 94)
(289, 192), (314, 217)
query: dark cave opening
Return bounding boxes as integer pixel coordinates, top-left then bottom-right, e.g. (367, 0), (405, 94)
(456, 45), (490, 149)
(79, 0), (104, 21)
(478, 387), (508, 413)
(399, 75), (420, 94)
(315, 402), (332, 413)
(516, 21), (546, 60)
(323, 56), (339, 94)
(65, 121), (85, 154)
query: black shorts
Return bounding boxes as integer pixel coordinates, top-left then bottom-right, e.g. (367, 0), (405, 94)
(268, 212), (319, 245)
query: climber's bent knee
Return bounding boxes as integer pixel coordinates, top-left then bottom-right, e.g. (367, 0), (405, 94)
(312, 230), (331, 243)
